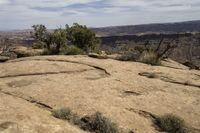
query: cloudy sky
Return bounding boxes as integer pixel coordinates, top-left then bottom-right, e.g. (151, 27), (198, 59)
(0, 0), (200, 30)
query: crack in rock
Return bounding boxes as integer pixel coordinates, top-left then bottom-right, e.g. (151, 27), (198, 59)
(8, 58), (111, 76)
(139, 72), (200, 88)
(126, 108), (200, 133)
(0, 90), (53, 111)
(0, 69), (93, 79)
(123, 91), (141, 96)
(160, 78), (200, 88)
(126, 108), (156, 120)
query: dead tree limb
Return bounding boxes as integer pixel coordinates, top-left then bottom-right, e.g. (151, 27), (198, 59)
(155, 37), (164, 52)
(143, 35), (179, 59)
(0, 38), (12, 55)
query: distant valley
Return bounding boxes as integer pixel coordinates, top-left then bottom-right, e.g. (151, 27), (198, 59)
(1, 20), (200, 67)
(92, 20), (200, 36)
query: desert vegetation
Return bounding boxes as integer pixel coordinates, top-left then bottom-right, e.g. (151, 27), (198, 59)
(0, 38), (15, 61)
(31, 23), (99, 55)
(155, 114), (187, 133)
(0, 38), (13, 57)
(52, 108), (75, 121)
(116, 36), (178, 65)
(1, 26), (200, 69)
(52, 108), (120, 133)
(52, 108), (190, 133)
(100, 32), (200, 68)
(138, 50), (161, 65)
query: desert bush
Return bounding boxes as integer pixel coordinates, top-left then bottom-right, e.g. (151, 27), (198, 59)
(79, 112), (119, 133)
(52, 109), (120, 133)
(32, 41), (45, 49)
(134, 45), (145, 53)
(117, 50), (140, 61)
(44, 29), (67, 54)
(66, 23), (98, 52)
(155, 114), (187, 133)
(52, 108), (80, 123)
(52, 108), (73, 120)
(32, 25), (67, 54)
(0, 38), (12, 56)
(62, 45), (85, 55)
(31, 23), (99, 55)
(138, 51), (161, 65)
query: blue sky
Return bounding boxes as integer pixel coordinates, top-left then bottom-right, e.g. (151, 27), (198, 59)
(0, 0), (200, 30)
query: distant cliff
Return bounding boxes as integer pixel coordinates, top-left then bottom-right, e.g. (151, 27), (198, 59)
(98, 33), (200, 67)
(92, 20), (200, 37)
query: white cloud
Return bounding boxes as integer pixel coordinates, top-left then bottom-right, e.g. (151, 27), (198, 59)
(12, 0), (101, 8)
(0, 0), (9, 5)
(0, 0), (200, 30)
(107, 0), (148, 7)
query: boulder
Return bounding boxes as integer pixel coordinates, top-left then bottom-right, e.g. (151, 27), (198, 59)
(88, 53), (108, 59)
(0, 56), (9, 62)
(10, 46), (45, 58)
(183, 61), (200, 70)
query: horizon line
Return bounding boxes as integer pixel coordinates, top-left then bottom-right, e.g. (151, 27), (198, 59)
(1, 19), (200, 32)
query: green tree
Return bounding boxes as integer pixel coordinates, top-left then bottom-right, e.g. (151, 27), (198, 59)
(66, 23), (98, 52)
(31, 23), (98, 55)
(44, 28), (67, 54)
(32, 24), (47, 41)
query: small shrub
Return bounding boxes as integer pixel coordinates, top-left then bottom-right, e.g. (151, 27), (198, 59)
(32, 41), (45, 49)
(63, 45), (85, 55)
(134, 45), (145, 53)
(138, 51), (161, 65)
(118, 50), (140, 61)
(52, 109), (120, 133)
(52, 108), (80, 123)
(79, 112), (119, 133)
(52, 108), (73, 120)
(155, 114), (187, 133)
(52, 108), (120, 133)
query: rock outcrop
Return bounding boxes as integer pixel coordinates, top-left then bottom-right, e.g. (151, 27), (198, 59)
(0, 56), (9, 62)
(0, 55), (200, 133)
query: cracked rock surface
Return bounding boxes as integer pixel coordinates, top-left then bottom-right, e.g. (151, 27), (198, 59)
(0, 55), (200, 133)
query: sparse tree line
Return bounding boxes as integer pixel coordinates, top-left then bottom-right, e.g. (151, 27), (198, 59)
(0, 24), (200, 69)
(31, 23), (99, 55)
(31, 28), (200, 67)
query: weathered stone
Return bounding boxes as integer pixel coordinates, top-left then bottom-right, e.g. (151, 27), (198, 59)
(0, 56), (9, 62)
(183, 61), (200, 70)
(0, 56), (199, 133)
(10, 46), (45, 58)
(88, 53), (108, 59)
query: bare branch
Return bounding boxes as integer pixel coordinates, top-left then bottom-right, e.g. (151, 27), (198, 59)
(157, 39), (177, 58)
(0, 38), (12, 55)
(144, 40), (150, 51)
(155, 36), (164, 52)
